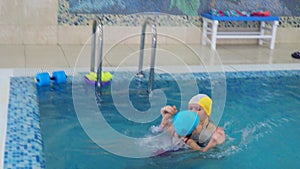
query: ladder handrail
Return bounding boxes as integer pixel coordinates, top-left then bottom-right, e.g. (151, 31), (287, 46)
(96, 22), (103, 93)
(137, 18), (157, 93)
(89, 19), (103, 95)
(90, 20), (97, 72)
(91, 18), (157, 94)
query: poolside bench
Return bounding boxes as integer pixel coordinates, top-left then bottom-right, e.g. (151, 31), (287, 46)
(201, 13), (279, 50)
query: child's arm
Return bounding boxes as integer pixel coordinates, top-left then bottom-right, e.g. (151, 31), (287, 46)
(184, 138), (202, 151)
(159, 105), (177, 128)
(184, 137), (218, 152)
(184, 127), (225, 152)
(184, 137), (215, 152)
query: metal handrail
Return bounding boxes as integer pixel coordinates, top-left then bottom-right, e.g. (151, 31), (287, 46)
(89, 19), (103, 95)
(92, 18), (157, 94)
(96, 23), (103, 94)
(90, 20), (97, 72)
(137, 18), (157, 93)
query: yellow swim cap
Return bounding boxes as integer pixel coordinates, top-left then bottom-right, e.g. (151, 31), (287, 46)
(198, 96), (212, 116)
(189, 94), (212, 116)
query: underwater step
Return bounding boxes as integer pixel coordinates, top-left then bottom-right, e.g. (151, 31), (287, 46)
(84, 71), (113, 86)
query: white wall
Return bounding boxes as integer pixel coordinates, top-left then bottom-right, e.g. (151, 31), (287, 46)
(0, 0), (299, 45)
(0, 0), (57, 44)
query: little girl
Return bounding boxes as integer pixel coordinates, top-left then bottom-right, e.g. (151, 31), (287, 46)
(160, 94), (225, 152)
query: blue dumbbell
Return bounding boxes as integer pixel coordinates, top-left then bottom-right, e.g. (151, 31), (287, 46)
(35, 71), (67, 86)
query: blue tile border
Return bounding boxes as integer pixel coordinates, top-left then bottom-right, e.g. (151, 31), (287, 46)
(225, 70), (300, 79)
(4, 77), (45, 169)
(100, 69), (300, 82)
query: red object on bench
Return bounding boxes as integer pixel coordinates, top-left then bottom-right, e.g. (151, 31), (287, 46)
(251, 11), (271, 17)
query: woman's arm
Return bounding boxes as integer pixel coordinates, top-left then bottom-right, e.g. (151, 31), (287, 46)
(211, 127), (225, 144)
(205, 122), (226, 145)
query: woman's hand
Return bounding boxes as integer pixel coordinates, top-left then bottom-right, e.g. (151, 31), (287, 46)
(211, 127), (225, 144)
(198, 127), (225, 152)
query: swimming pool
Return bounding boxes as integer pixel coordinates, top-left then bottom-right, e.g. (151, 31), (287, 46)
(4, 69), (300, 169)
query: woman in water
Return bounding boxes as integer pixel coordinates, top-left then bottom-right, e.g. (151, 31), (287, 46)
(160, 94), (225, 152)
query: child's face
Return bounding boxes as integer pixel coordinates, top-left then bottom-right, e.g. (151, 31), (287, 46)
(188, 103), (208, 121)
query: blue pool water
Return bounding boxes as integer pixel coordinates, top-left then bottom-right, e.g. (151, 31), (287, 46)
(7, 70), (300, 169)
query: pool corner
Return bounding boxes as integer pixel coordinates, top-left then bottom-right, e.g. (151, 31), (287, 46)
(0, 69), (13, 169)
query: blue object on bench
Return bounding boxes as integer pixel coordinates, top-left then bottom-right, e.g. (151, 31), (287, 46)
(201, 13), (279, 21)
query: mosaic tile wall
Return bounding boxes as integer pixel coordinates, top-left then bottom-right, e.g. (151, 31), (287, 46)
(4, 78), (45, 169)
(69, 0), (209, 15)
(58, 0), (203, 27)
(59, 0), (300, 28)
(68, 0), (300, 16)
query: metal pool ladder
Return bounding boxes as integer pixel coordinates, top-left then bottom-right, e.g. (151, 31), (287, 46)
(89, 19), (103, 95)
(137, 18), (157, 93)
(90, 18), (157, 94)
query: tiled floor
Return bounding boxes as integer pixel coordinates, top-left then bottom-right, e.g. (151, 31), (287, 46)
(0, 43), (299, 69)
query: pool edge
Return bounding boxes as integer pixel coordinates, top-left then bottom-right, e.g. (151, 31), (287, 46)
(0, 69), (13, 169)
(8, 64), (300, 77)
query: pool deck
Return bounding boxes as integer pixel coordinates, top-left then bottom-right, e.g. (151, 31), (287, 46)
(0, 43), (300, 168)
(0, 43), (300, 68)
